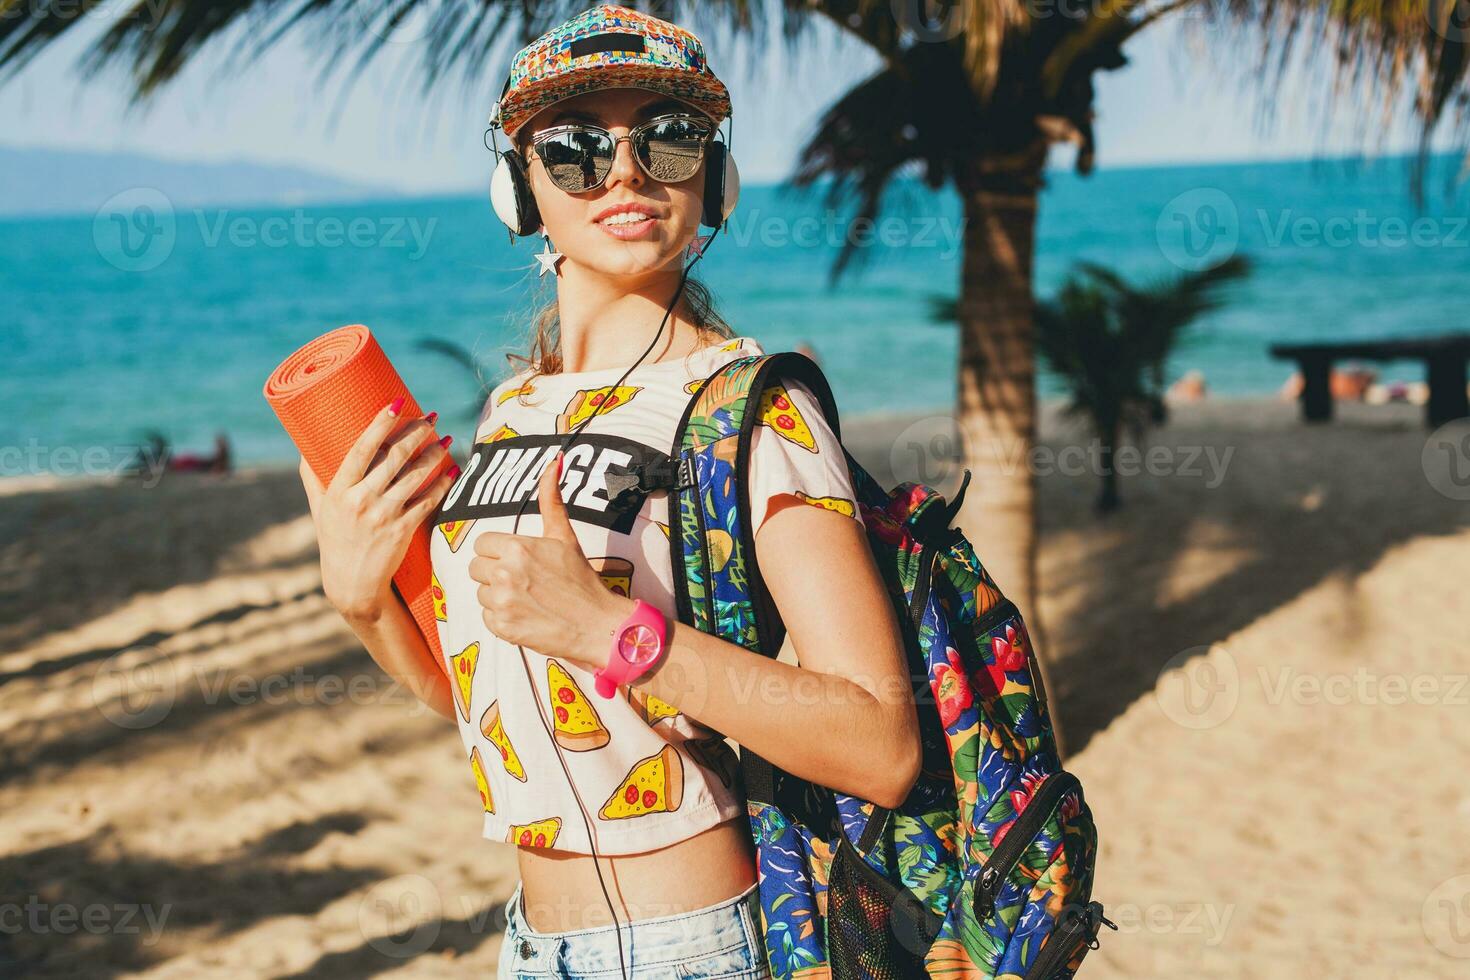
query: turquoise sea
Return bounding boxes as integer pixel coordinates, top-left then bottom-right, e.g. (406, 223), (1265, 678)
(5, 154), (1468, 472)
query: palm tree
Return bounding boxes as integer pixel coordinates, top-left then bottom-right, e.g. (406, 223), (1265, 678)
(6, 0), (1467, 724)
(1034, 255), (1251, 513)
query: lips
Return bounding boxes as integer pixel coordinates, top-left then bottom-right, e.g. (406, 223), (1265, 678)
(594, 202), (658, 225)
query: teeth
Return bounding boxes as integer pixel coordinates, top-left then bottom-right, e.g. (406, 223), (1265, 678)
(601, 211), (652, 226)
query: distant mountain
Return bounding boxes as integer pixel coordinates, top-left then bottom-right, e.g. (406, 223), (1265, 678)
(0, 146), (398, 216)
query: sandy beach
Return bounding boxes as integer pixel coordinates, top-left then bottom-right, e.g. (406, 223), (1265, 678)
(2, 397), (1466, 978)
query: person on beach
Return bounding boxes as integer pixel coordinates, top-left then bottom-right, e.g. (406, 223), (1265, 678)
(298, 6), (917, 978)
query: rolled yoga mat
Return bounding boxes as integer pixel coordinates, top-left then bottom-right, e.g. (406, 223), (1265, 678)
(264, 324), (449, 678)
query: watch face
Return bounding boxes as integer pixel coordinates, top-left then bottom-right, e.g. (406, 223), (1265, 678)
(617, 623), (662, 667)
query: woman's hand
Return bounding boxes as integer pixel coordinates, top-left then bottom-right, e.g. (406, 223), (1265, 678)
(469, 452), (632, 667)
(300, 399), (459, 623)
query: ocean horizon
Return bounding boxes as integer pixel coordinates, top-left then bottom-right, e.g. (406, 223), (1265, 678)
(6, 153), (1468, 475)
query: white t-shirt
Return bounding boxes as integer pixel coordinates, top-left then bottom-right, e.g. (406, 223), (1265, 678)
(429, 334), (864, 855)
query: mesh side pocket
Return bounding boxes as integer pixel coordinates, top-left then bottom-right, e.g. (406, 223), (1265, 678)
(827, 835), (941, 980)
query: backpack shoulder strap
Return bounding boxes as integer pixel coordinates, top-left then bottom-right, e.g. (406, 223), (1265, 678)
(666, 350), (843, 657)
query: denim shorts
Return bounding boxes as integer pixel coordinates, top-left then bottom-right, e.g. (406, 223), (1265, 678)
(496, 879), (770, 979)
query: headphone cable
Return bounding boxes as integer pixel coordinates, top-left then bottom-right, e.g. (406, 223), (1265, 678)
(505, 215), (722, 979)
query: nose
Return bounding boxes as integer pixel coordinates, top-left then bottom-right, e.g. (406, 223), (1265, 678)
(603, 131), (645, 191)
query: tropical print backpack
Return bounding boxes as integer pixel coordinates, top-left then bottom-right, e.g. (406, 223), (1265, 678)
(654, 351), (1111, 979)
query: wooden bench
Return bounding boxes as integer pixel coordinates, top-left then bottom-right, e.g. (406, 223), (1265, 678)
(1269, 333), (1470, 428)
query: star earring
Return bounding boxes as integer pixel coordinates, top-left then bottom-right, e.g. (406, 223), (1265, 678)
(685, 234), (711, 262)
(535, 231), (565, 277)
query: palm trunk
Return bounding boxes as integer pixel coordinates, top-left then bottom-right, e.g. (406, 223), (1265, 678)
(952, 150), (1065, 752)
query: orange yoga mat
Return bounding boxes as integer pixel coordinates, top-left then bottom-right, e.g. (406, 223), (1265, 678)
(264, 324), (449, 678)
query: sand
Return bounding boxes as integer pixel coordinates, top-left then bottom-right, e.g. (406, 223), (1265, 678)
(1, 398), (1466, 978)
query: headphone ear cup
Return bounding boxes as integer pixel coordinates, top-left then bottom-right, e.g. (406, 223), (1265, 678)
(490, 149), (541, 237)
(702, 141), (739, 228)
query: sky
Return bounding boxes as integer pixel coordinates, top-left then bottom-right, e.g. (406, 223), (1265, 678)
(0, 5), (1450, 194)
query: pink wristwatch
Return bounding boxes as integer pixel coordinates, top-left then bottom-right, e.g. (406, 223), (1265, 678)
(595, 599), (668, 699)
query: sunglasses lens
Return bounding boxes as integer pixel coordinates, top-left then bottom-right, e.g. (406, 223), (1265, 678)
(536, 130), (615, 192)
(635, 118), (709, 182)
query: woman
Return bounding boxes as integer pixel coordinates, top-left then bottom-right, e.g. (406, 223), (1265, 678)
(300, 6), (918, 978)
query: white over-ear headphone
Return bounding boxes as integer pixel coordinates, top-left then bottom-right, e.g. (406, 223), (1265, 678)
(490, 137), (740, 237)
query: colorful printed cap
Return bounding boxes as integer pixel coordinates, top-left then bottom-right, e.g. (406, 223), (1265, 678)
(494, 4), (731, 140)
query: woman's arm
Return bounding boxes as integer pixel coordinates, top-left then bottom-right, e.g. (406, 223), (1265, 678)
(297, 399), (459, 723)
(471, 457), (922, 810)
(340, 590), (457, 723)
(631, 496), (921, 809)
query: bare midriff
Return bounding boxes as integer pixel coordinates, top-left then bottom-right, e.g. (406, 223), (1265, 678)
(515, 815), (757, 932)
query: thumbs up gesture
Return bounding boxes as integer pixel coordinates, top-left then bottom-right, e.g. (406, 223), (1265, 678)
(469, 452), (634, 667)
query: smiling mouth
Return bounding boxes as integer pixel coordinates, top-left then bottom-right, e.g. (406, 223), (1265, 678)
(600, 211), (654, 227)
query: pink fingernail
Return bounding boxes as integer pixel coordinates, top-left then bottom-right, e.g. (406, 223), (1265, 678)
(556, 451), (563, 479)
(439, 435), (453, 449)
(447, 464), (461, 480)
(425, 411), (438, 425)
(387, 396), (405, 416)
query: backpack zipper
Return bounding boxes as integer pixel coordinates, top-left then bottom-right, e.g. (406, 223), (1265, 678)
(1022, 901), (1117, 980)
(972, 770), (1081, 921)
(689, 457), (717, 630)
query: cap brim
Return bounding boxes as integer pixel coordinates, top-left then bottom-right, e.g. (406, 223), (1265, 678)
(500, 64), (730, 140)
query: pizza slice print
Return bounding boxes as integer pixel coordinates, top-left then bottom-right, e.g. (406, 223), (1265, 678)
(759, 382), (817, 452)
(477, 422), (519, 444)
(589, 556), (634, 597)
(450, 641), (479, 721)
(470, 746), (494, 813)
(557, 384), (642, 433)
(507, 817), (562, 849)
(438, 519), (475, 552)
(431, 571), (447, 622)
(496, 381), (534, 405)
(794, 491), (858, 519)
(626, 688), (680, 726)
(599, 746), (684, 820)
(479, 700), (527, 782)
(546, 660), (610, 751)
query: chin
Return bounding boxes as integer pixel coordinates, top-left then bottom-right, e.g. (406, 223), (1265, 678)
(576, 239), (688, 278)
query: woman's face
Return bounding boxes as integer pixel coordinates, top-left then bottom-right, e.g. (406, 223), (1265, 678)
(518, 88), (709, 280)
